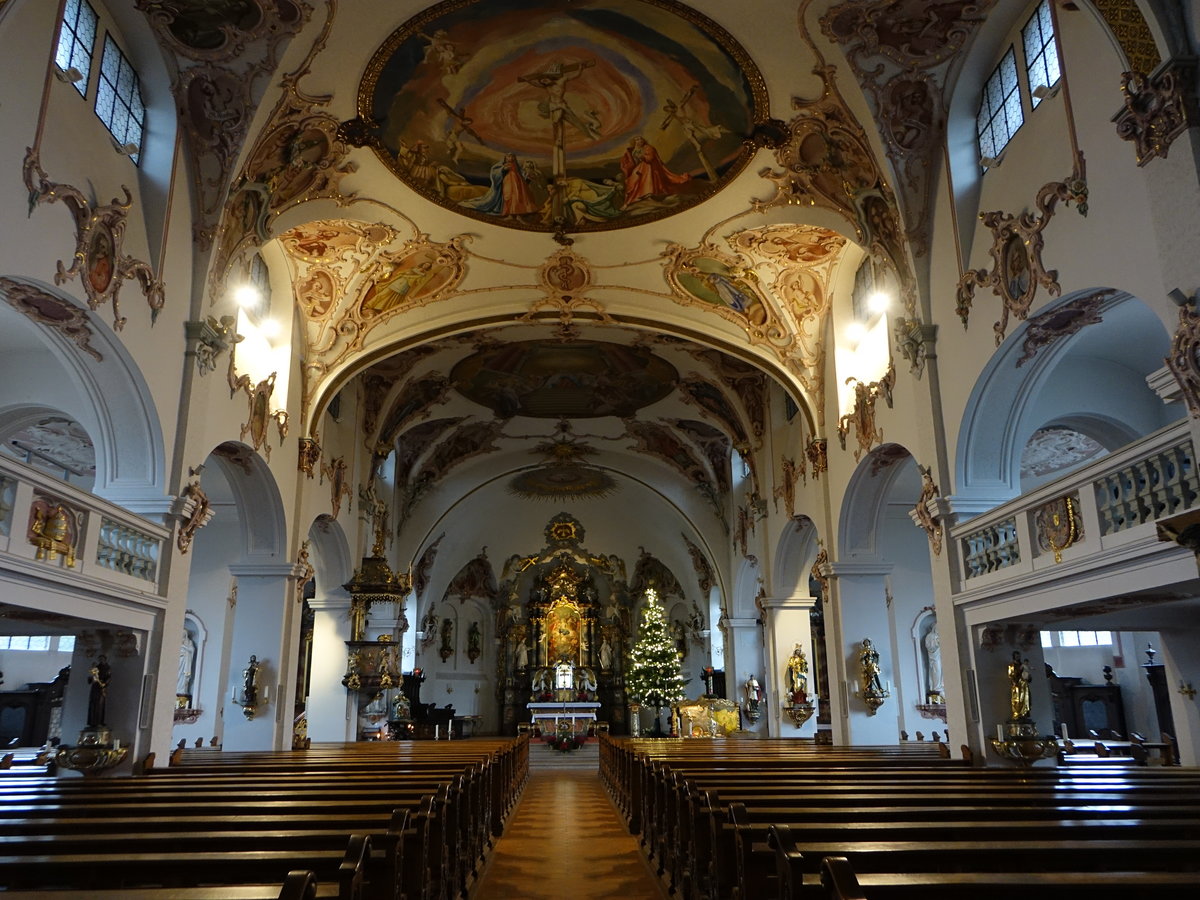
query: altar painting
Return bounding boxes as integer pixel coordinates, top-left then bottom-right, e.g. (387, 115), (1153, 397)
(546, 599), (582, 664)
(360, 0), (767, 232)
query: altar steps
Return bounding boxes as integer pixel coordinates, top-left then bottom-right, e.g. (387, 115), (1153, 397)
(529, 738), (601, 771)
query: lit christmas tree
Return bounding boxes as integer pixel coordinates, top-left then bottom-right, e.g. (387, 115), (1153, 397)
(625, 587), (688, 736)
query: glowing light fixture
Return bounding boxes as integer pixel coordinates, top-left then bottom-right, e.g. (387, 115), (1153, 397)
(259, 318), (281, 340)
(234, 284), (262, 309)
(845, 322), (867, 346)
(867, 291), (891, 314)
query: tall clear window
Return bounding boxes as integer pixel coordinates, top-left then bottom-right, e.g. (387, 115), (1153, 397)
(1023, 0), (1061, 108)
(55, 0), (98, 97)
(95, 34), (145, 164)
(976, 48), (1023, 165)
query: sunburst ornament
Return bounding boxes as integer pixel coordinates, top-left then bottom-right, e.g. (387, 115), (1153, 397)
(509, 422), (618, 500)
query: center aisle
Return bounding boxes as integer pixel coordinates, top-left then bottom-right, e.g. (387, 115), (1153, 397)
(471, 750), (668, 899)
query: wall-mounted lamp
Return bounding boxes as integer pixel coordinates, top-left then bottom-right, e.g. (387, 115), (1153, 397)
(234, 284), (263, 310)
(979, 155), (999, 168)
(1180, 681), (1197, 700)
(1032, 84), (1052, 100)
(55, 66), (83, 84)
(115, 142), (139, 157)
(866, 291), (891, 315)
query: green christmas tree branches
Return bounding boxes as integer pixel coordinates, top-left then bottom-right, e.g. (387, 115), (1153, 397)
(625, 587), (688, 711)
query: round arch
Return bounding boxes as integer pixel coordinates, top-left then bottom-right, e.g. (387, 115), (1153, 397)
(954, 289), (1178, 515)
(772, 515), (821, 598)
(207, 441), (288, 562)
(837, 443), (916, 560)
(0, 277), (166, 511)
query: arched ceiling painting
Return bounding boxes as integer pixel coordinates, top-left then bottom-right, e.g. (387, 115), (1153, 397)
(358, 0), (768, 232)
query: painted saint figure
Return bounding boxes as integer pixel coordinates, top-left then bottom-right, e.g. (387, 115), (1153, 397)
(621, 136), (690, 207)
(461, 154), (539, 216)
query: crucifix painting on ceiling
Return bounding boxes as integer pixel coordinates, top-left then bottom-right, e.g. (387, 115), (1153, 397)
(359, 0), (768, 232)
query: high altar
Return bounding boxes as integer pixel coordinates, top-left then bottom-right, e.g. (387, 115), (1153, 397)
(501, 514), (627, 734)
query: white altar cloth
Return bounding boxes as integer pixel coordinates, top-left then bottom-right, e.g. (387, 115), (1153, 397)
(527, 701), (601, 734)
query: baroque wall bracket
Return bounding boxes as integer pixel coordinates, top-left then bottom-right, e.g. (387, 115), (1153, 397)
(23, 149), (166, 331)
(171, 466), (215, 554)
(837, 363), (896, 462)
(226, 346), (288, 460)
(1113, 58), (1199, 166)
(1165, 301), (1200, 417)
(909, 464), (948, 557)
(185, 315), (239, 376)
(956, 155), (1088, 345)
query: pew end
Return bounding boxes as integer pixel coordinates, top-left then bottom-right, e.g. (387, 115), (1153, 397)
(768, 824), (808, 900)
(279, 869), (319, 900)
(820, 856), (869, 900)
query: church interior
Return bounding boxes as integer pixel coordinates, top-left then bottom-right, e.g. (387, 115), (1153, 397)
(2, 0), (1200, 896)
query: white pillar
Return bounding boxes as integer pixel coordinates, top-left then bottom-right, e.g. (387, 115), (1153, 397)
(306, 591), (355, 743)
(722, 616), (763, 733)
(826, 561), (897, 744)
(1154, 629), (1200, 766)
(760, 595), (817, 738)
(222, 563), (304, 750)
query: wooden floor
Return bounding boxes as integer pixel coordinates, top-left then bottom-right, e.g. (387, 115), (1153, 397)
(471, 749), (667, 899)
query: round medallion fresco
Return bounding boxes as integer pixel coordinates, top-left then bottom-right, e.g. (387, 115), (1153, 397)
(450, 340), (678, 418)
(359, 0), (768, 232)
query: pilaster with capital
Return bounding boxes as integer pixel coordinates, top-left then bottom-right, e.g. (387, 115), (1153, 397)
(759, 595), (818, 738)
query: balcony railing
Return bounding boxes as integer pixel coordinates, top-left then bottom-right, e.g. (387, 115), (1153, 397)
(0, 453), (168, 595)
(951, 419), (1198, 594)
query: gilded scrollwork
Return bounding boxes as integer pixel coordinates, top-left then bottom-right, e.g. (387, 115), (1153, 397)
(1165, 302), (1200, 418)
(226, 343), (289, 460)
(911, 464), (944, 557)
(753, 66), (916, 319)
(1016, 290), (1111, 368)
(806, 438), (828, 481)
(172, 468), (216, 554)
(817, 0), (996, 258)
(956, 156), (1088, 344)
(1113, 59), (1199, 166)
(22, 149), (165, 331)
(320, 456), (351, 519)
(521, 247), (611, 338)
(837, 363), (895, 462)
(773, 455), (805, 519)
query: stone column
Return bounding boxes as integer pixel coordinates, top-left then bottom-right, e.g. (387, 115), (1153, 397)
(222, 563), (305, 750)
(760, 595), (818, 738)
(306, 591), (354, 742)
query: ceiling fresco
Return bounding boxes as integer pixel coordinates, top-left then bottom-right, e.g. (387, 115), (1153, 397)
(450, 340), (679, 418)
(358, 0), (767, 232)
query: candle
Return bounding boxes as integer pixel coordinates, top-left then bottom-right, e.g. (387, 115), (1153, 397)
(996, 725), (1004, 741)
(435, 725), (440, 740)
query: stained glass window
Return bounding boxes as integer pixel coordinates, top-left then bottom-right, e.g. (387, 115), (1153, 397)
(54, 0), (98, 97)
(95, 34), (145, 164)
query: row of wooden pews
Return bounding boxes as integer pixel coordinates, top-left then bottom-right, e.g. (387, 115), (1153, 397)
(598, 734), (1200, 900)
(0, 736), (529, 900)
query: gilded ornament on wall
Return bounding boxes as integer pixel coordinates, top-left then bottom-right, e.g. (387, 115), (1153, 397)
(806, 438), (828, 480)
(227, 351), (288, 460)
(1016, 290), (1110, 368)
(773, 456), (804, 519)
(837, 364), (895, 462)
(956, 157), (1088, 344)
(912, 464), (944, 557)
(22, 150), (165, 331)
(1035, 495), (1080, 563)
(173, 470), (215, 554)
(1114, 60), (1199, 166)
(1166, 302), (1200, 418)
(321, 456), (351, 519)
(28, 497), (81, 568)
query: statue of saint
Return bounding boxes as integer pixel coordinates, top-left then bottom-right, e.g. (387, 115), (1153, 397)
(243, 655), (259, 706)
(599, 637), (614, 671)
(924, 626), (944, 701)
(860, 638), (884, 694)
(785, 644), (809, 701)
(513, 637), (529, 670)
(86, 655), (111, 727)
(177, 631), (195, 699)
(1008, 650), (1031, 720)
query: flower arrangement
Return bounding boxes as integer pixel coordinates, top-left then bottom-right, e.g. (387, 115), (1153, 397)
(544, 721), (587, 752)
(545, 733), (587, 752)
